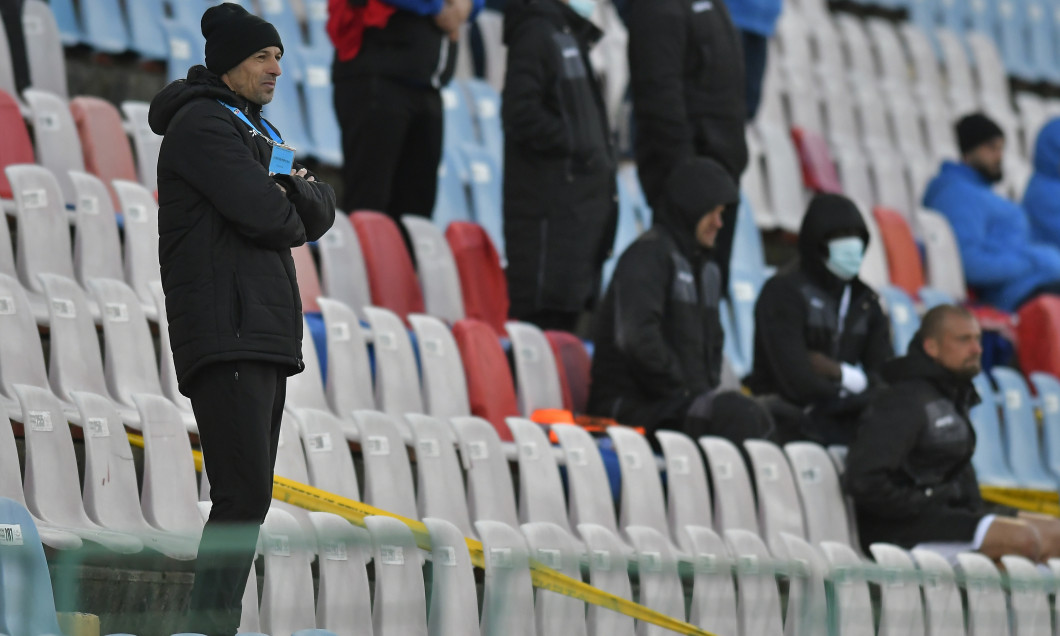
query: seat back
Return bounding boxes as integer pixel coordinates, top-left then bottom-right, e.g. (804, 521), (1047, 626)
(289, 408), (360, 501)
(507, 321), (566, 416)
(873, 207), (926, 296)
(936, 30), (977, 111)
(791, 127), (843, 194)
(351, 212), (425, 320)
(24, 89), (82, 205)
(38, 274), (110, 402)
(744, 439), (806, 553)
(409, 314), (471, 419)
(779, 533), (829, 636)
(88, 278), (164, 408)
(911, 549), (966, 636)
(464, 79), (503, 162)
(880, 285), (920, 355)
(685, 526), (739, 636)
(446, 222), (509, 335)
(724, 529), (784, 636)
(124, 0), (167, 59)
(301, 49), (343, 166)
(149, 282), (193, 411)
(968, 374), (1020, 487)
(442, 85), (477, 153)
(450, 415), (519, 528)
(508, 418), (570, 532)
(578, 523), (635, 636)
(991, 367), (1057, 490)
(0, 497), (64, 636)
(459, 145), (505, 257)
(870, 544), (927, 636)
(452, 319), (518, 440)
(783, 442), (854, 545)
(821, 541), (875, 636)
(309, 512), (373, 636)
(699, 436), (758, 533)
(521, 523), (589, 636)
(1000, 555), (1050, 636)
(0, 274), (49, 401)
(69, 96), (138, 207)
(133, 393), (201, 535)
(724, 268), (764, 379)
(625, 525), (686, 636)
(756, 121), (806, 233)
(6, 163), (75, 291)
(260, 507), (319, 636)
(825, 445), (864, 551)
(956, 552), (1010, 636)
(69, 171), (123, 286)
(0, 88), (35, 199)
(1017, 296), (1060, 381)
(424, 517), (481, 636)
(286, 318), (329, 411)
(403, 216), (465, 323)
(1029, 372), (1060, 479)
(22, 0), (69, 98)
(160, 18), (206, 83)
(352, 411), (419, 520)
(655, 431), (713, 551)
(552, 424), (620, 536)
(318, 215), (373, 318)
(433, 148), (473, 227)
(291, 244), (322, 315)
(120, 101), (162, 191)
(112, 180), (160, 305)
(408, 414), (474, 537)
(476, 520), (536, 636)
(0, 22), (18, 102)
(318, 298), (376, 415)
(364, 306), (424, 419)
(608, 426), (669, 539)
(545, 331), (591, 414)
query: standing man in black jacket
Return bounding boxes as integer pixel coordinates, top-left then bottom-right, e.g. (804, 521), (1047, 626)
(845, 305), (1060, 562)
(746, 194), (892, 445)
(588, 157), (773, 442)
(149, 6), (336, 634)
(502, 0), (618, 332)
(628, 0), (748, 292)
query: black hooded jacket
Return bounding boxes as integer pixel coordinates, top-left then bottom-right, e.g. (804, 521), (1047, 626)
(149, 66), (336, 393)
(746, 195), (892, 411)
(501, 0), (617, 316)
(588, 157), (737, 431)
(845, 340), (992, 549)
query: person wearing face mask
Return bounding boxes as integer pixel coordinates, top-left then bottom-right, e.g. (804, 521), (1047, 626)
(588, 157), (775, 443)
(924, 113), (1060, 312)
(501, 0), (618, 332)
(746, 194), (893, 445)
(845, 305), (1060, 563)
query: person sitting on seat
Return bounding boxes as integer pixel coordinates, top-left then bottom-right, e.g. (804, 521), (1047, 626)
(924, 113), (1060, 312)
(845, 305), (1060, 563)
(1023, 118), (1060, 249)
(588, 156), (774, 444)
(745, 193), (893, 445)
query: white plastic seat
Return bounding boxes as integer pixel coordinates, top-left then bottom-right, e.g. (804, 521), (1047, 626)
(409, 313), (471, 419)
(318, 298), (375, 424)
(624, 525), (685, 636)
(424, 517), (481, 636)
(309, 512), (373, 636)
(260, 506), (319, 636)
(724, 529), (784, 636)
(552, 424), (621, 538)
(966, 32), (1010, 110)
(149, 282), (193, 414)
(784, 442), (855, 546)
(22, 2), (69, 99)
(352, 410), (418, 519)
(825, 446), (864, 556)
(899, 23), (944, 103)
(607, 426), (670, 542)
(821, 541), (875, 636)
(911, 549), (966, 636)
(744, 439), (807, 554)
(22, 91), (81, 204)
(407, 414), (474, 537)
(507, 418), (570, 532)
(655, 431), (714, 552)
(450, 415), (519, 528)
(779, 533), (829, 636)
(743, 127), (777, 229)
(37, 274), (110, 413)
(870, 147), (914, 216)
(956, 552), (1010, 636)
(866, 19), (913, 97)
(289, 408), (360, 501)
(363, 306), (422, 438)
(754, 121), (806, 233)
(476, 519), (537, 636)
(112, 180), (160, 310)
(272, 411), (319, 539)
(0, 274), (50, 418)
(521, 522), (589, 636)
(921, 100), (959, 163)
(870, 543), (927, 636)
(1000, 555), (1049, 636)
(69, 171), (123, 288)
(936, 30), (977, 114)
(287, 317), (330, 412)
(318, 216), (373, 318)
(699, 436), (758, 533)
(133, 393), (202, 538)
(917, 210), (968, 303)
(684, 526), (738, 636)
(366, 515), (429, 636)
(402, 215), (465, 323)
(120, 101), (161, 191)
(578, 523), (635, 636)
(6, 164), (75, 296)
(506, 321), (565, 416)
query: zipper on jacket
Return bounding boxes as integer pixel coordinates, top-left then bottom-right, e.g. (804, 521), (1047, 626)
(430, 36), (449, 89)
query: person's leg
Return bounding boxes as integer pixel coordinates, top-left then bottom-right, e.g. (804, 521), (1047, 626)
(516, 308), (581, 333)
(978, 516), (1042, 562)
(1016, 512), (1060, 560)
(387, 85), (444, 219)
(741, 30), (769, 122)
(684, 389), (776, 445)
(186, 360), (284, 636)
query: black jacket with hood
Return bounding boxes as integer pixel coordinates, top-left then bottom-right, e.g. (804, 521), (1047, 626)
(149, 66), (336, 394)
(746, 194), (892, 421)
(844, 338), (996, 550)
(501, 0), (617, 317)
(628, 0), (748, 209)
(588, 157), (738, 432)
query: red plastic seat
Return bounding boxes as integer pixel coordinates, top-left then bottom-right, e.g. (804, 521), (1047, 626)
(791, 127), (843, 194)
(873, 207), (926, 297)
(445, 221), (509, 336)
(545, 331), (591, 414)
(351, 211), (425, 322)
(69, 96), (138, 207)
(0, 89), (35, 199)
(291, 243), (322, 313)
(1017, 296), (1060, 378)
(452, 318), (518, 441)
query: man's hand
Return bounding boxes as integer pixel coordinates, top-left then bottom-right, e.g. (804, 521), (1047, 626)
(291, 167), (315, 182)
(808, 351), (842, 381)
(435, 0), (471, 38)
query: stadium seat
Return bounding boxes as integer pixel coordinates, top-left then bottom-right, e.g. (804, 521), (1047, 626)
(999, 554), (1051, 635)
(607, 426), (672, 543)
(1029, 372), (1060, 480)
(452, 319), (518, 440)
(309, 512), (373, 636)
(825, 446), (865, 558)
(834, 146), (876, 210)
(722, 268), (764, 380)
(423, 517), (481, 635)
(506, 321), (565, 417)
(133, 393), (203, 538)
(408, 314), (471, 419)
(783, 442), (857, 546)
(291, 244), (322, 316)
(699, 436), (758, 533)
(287, 408), (360, 501)
(879, 285), (920, 355)
(578, 523), (636, 636)
(407, 414), (475, 537)
(476, 9), (507, 91)
(352, 411), (418, 519)
(303, 0), (330, 52)
(867, 19), (914, 96)
(22, 1), (68, 98)
(955, 553), (1009, 635)
(364, 306), (424, 426)
(935, 30), (977, 113)
(682, 526), (739, 635)
(791, 127), (843, 194)
(743, 129), (777, 230)
(655, 431), (714, 552)
(870, 544), (927, 636)
(463, 79), (503, 166)
(442, 85), (478, 155)
(778, 533), (829, 636)
(459, 144), (505, 258)
(120, 101), (162, 192)
(402, 216), (465, 323)
(744, 439), (807, 556)
(1017, 296), (1060, 380)
(0, 497), (70, 636)
(603, 170), (649, 290)
(450, 415), (520, 529)
(260, 68), (314, 158)
(966, 32), (1012, 107)
(901, 23), (944, 97)
(79, 0), (128, 54)
(45, 0), (81, 46)
(124, 0), (167, 60)
(870, 149), (915, 218)
(69, 171), (123, 288)
(112, 179), (161, 309)
(507, 418), (570, 532)
(545, 331), (590, 414)
(0, 89), (34, 200)
(521, 523), (590, 634)
(149, 282), (192, 414)
(317, 298), (376, 418)
(351, 212), (425, 321)
(317, 215), (372, 319)
(820, 542), (875, 635)
(259, 507), (320, 636)
(38, 274), (112, 410)
(271, 412), (317, 536)
(6, 164), (75, 297)
(476, 520), (537, 636)
(0, 274), (51, 419)
(917, 209), (968, 302)
(301, 50), (342, 166)
(433, 149), (473, 228)
(160, 15), (205, 85)
(551, 424), (621, 539)
(446, 222), (510, 337)
(23, 89), (84, 205)
(990, 367), (1058, 490)
(0, 14), (17, 98)
(910, 549), (965, 636)
(723, 529), (785, 635)
(995, 0), (1037, 81)
(969, 373), (1021, 487)
(624, 526), (687, 631)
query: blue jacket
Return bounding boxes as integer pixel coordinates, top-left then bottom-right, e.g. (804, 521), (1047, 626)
(1024, 118), (1060, 248)
(725, 0), (782, 36)
(923, 160), (1060, 311)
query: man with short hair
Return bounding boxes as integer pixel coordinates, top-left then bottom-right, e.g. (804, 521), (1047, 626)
(149, 5), (336, 634)
(923, 112), (1060, 311)
(845, 305), (1060, 562)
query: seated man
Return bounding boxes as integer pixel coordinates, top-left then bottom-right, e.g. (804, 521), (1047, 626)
(845, 305), (1060, 563)
(1023, 118), (1060, 248)
(745, 193), (892, 445)
(924, 113), (1060, 312)
(588, 157), (774, 444)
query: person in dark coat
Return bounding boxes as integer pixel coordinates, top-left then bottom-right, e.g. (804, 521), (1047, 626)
(628, 0), (748, 293)
(745, 194), (892, 445)
(588, 157), (774, 443)
(149, 6), (335, 634)
(501, 0), (618, 331)
(845, 305), (1060, 562)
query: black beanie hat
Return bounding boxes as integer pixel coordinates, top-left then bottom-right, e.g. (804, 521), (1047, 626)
(956, 113), (1004, 155)
(662, 156), (740, 235)
(201, 4), (283, 76)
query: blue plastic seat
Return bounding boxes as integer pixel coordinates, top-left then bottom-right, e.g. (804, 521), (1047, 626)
(458, 143), (504, 258)
(936, 0), (967, 36)
(257, 0), (306, 82)
(125, 0), (168, 59)
(917, 286), (956, 309)
(433, 148), (473, 230)
(80, 0), (129, 54)
(303, 0), (331, 53)
(1025, 0), (1060, 83)
(261, 72), (315, 160)
(908, 0), (942, 45)
(732, 195), (768, 277)
(442, 85), (478, 153)
(969, 374), (1021, 487)
(966, 0), (997, 36)
(722, 268), (764, 380)
(601, 172), (648, 291)
(996, 0), (1038, 81)
(1029, 372), (1060, 481)
(879, 285), (921, 356)
(161, 18), (206, 83)
(301, 49), (342, 166)
(47, 0), (83, 46)
(991, 367), (1058, 490)
(0, 497), (64, 636)
(462, 79), (503, 166)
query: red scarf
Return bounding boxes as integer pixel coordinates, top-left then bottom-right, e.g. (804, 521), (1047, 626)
(326, 0), (398, 62)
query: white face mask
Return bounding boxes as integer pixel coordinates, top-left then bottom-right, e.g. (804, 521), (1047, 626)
(825, 236), (866, 281)
(569, 0), (596, 19)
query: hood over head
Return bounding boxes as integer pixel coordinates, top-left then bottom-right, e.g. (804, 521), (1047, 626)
(1033, 118), (1060, 177)
(503, 0), (602, 46)
(656, 155), (739, 239)
(148, 65), (252, 136)
(797, 193), (869, 285)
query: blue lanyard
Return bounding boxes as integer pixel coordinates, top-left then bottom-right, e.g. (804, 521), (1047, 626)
(217, 100), (286, 146)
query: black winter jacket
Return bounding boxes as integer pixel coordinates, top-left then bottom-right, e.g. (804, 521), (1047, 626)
(501, 0), (617, 316)
(149, 66), (336, 394)
(845, 341), (994, 549)
(628, 0), (748, 208)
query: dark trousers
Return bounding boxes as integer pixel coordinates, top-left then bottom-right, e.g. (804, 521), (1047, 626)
(333, 74), (443, 221)
(741, 30), (769, 122)
(186, 360), (287, 636)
